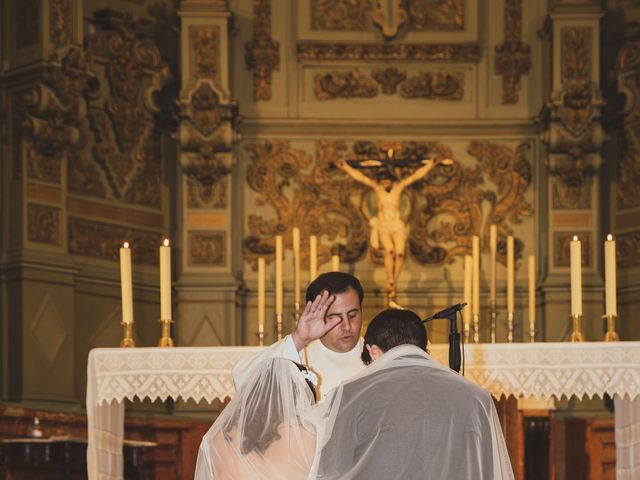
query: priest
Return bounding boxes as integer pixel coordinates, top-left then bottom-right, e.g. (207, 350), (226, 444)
(233, 272), (366, 399)
(311, 309), (514, 479)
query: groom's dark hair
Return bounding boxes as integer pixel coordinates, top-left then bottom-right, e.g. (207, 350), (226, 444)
(361, 309), (427, 365)
(305, 272), (364, 303)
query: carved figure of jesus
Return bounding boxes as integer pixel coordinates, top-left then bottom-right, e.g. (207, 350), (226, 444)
(335, 155), (441, 299)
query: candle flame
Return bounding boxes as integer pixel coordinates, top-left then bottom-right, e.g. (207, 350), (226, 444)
(123, 241), (130, 249)
(607, 234), (613, 241)
(163, 238), (170, 247)
(572, 235), (578, 241)
(387, 148), (394, 159)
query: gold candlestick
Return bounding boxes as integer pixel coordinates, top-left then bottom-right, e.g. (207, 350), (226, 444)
(464, 323), (470, 344)
(158, 318), (174, 347)
(490, 300), (497, 344)
(603, 314), (619, 342)
(507, 311), (514, 343)
(275, 313), (284, 340)
(472, 313), (480, 343)
(256, 331), (265, 346)
(120, 321), (135, 348)
(569, 314), (584, 342)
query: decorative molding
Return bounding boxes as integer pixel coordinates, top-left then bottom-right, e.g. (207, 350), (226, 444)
(407, 0), (464, 31)
(399, 71), (464, 100)
(313, 68), (464, 101)
(494, 0), (531, 104)
(313, 70), (378, 100)
(68, 217), (161, 265)
(81, 9), (169, 208)
(371, 67), (407, 95)
(297, 42), (481, 63)
(551, 177), (592, 210)
(617, 231), (640, 268)
(187, 174), (228, 209)
(50, 0), (73, 47)
(409, 141), (533, 266)
(243, 140), (533, 268)
(27, 204), (61, 245)
(190, 26), (219, 80)
(554, 231), (590, 268)
(310, 0), (370, 31)
(615, 41), (640, 210)
(178, 80), (236, 203)
(22, 47), (91, 184)
(372, 0), (407, 39)
(541, 25), (603, 199)
(243, 140), (370, 267)
(188, 232), (226, 266)
(245, 0), (280, 101)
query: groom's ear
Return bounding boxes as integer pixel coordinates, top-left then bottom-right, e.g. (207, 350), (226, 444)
(367, 344), (383, 362)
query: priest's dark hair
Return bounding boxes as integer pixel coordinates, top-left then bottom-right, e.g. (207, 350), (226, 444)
(361, 309), (427, 365)
(305, 271), (364, 304)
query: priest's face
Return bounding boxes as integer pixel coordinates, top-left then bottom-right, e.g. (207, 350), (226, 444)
(320, 287), (363, 353)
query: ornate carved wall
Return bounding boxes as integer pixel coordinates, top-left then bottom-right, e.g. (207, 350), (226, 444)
(1, 0), (637, 410)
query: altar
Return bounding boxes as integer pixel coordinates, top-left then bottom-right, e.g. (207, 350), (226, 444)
(86, 342), (640, 480)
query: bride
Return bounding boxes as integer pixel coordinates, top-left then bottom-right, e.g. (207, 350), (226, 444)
(194, 357), (318, 479)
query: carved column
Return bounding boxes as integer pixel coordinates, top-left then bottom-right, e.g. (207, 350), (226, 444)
(1, 0), (86, 402)
(539, 1), (604, 341)
(176, 0), (239, 347)
(610, 35), (640, 339)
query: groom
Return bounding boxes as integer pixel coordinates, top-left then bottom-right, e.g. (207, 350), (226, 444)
(233, 272), (366, 399)
(313, 309), (515, 480)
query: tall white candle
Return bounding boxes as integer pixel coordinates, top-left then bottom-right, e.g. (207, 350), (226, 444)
(472, 236), (480, 315)
(293, 228), (301, 309)
(490, 225), (497, 304)
(604, 234), (617, 316)
(309, 235), (318, 281)
(507, 236), (515, 313)
(160, 238), (172, 320)
(258, 257), (266, 334)
(464, 255), (472, 332)
(528, 255), (536, 331)
(570, 235), (582, 316)
(119, 242), (133, 324)
(275, 235), (283, 315)
(331, 254), (340, 272)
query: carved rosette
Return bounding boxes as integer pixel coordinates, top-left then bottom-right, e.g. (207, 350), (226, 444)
(28, 204), (61, 245)
(494, 0), (531, 104)
(541, 26), (603, 202)
(245, 0), (280, 101)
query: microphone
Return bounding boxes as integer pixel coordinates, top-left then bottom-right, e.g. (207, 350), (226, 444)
(423, 303), (467, 322)
(423, 303), (467, 374)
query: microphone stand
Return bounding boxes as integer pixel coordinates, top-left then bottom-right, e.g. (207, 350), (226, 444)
(445, 310), (462, 373)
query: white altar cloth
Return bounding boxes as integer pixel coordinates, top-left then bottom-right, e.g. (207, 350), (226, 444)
(86, 342), (640, 480)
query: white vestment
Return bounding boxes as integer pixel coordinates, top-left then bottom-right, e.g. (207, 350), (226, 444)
(233, 335), (365, 400)
(310, 345), (514, 480)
